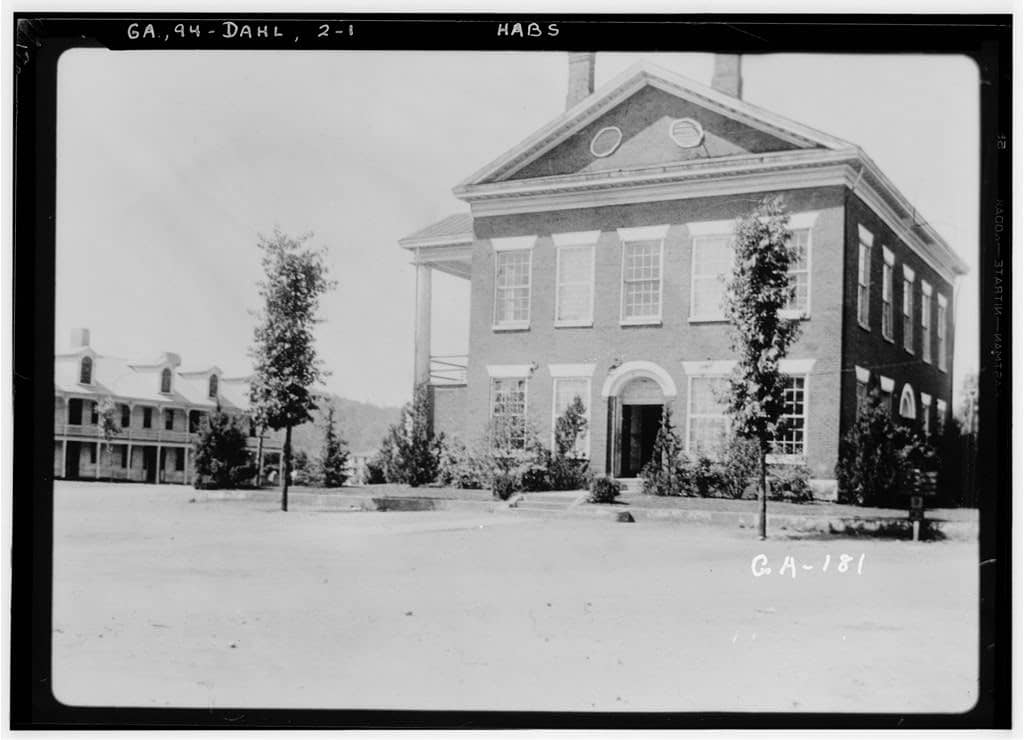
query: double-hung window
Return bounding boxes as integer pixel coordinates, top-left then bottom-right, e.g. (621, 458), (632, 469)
(553, 231), (598, 327)
(937, 294), (948, 371)
(687, 375), (731, 457)
(782, 228), (812, 316)
(490, 375), (528, 450)
(492, 236), (536, 330)
(551, 375), (591, 458)
(921, 280), (933, 364)
(689, 221), (734, 321)
(774, 376), (808, 456)
(936, 399), (948, 435)
(881, 247), (895, 341)
(618, 225), (668, 325)
(857, 225), (873, 329)
(902, 265), (915, 353)
(921, 393), (933, 436)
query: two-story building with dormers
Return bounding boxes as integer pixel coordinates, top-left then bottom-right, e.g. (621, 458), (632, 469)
(54, 328), (283, 485)
(400, 54), (968, 497)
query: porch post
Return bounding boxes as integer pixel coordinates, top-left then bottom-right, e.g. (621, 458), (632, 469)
(95, 440), (101, 479)
(127, 442), (133, 481)
(413, 256), (432, 388)
(60, 440), (66, 479)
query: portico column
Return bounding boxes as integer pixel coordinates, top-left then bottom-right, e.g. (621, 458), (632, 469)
(413, 258), (432, 388)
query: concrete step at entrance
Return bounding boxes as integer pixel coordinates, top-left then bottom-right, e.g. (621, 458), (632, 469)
(615, 478), (645, 495)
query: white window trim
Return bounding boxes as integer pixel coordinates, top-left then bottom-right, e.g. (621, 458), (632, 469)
(880, 251), (894, 343)
(489, 376), (529, 449)
(551, 230), (601, 247)
(589, 126), (622, 158)
(486, 364), (533, 379)
(550, 377), (592, 457)
(619, 232), (665, 326)
(936, 399), (948, 430)
(491, 235), (538, 252)
(857, 234), (872, 331)
(553, 241), (596, 328)
(857, 224), (875, 247)
(780, 226), (813, 320)
(902, 273), (916, 355)
(854, 365), (871, 384)
(898, 383), (917, 419)
(767, 373), (809, 464)
(689, 228), (734, 323)
(492, 247), (533, 331)
(921, 280), (933, 364)
(937, 294), (949, 372)
(616, 224), (670, 241)
(549, 363), (596, 378)
(685, 374), (731, 457)
(879, 375), (895, 393)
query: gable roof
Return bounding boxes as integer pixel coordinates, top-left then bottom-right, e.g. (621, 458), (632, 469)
(455, 61), (853, 191)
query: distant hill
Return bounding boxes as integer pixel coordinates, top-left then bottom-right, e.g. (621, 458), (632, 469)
(291, 395), (403, 457)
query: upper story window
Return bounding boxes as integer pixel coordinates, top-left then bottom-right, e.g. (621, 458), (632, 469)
(491, 236), (536, 330)
(160, 367), (172, 393)
(689, 222), (734, 321)
(164, 408), (175, 430)
(120, 404), (130, 428)
(142, 407), (153, 428)
(899, 384), (917, 419)
(79, 356), (93, 385)
(920, 393), (933, 436)
(687, 375), (730, 457)
(490, 376), (527, 450)
(937, 294), (948, 372)
(89, 401), (99, 425)
(68, 398), (83, 425)
(782, 228), (811, 316)
(936, 399), (948, 435)
(856, 225), (873, 330)
(208, 374), (219, 398)
(902, 265), (916, 354)
(881, 247), (895, 342)
(553, 231), (598, 327)
(921, 280), (933, 364)
(619, 225), (668, 325)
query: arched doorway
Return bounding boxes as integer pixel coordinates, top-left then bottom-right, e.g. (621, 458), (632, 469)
(601, 361), (677, 479)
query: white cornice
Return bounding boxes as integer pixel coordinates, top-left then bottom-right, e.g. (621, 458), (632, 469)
(399, 234), (473, 250)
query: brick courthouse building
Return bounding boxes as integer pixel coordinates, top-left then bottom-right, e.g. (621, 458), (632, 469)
(400, 54), (968, 497)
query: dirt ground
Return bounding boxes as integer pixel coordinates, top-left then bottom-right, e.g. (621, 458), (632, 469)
(52, 481), (979, 713)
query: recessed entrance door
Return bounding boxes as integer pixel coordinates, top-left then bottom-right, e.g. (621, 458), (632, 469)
(619, 404), (662, 478)
(611, 375), (665, 478)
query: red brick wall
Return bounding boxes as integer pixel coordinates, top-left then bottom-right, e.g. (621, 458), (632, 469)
(431, 385), (469, 441)
(463, 187), (847, 479)
(841, 194), (957, 436)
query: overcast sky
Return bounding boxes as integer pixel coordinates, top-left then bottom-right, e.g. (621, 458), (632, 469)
(56, 50), (978, 407)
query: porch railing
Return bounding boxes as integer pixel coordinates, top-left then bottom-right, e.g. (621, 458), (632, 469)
(430, 354), (468, 386)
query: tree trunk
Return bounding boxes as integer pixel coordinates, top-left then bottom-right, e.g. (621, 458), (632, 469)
(282, 424), (292, 512)
(758, 444), (768, 540)
(255, 431), (265, 487)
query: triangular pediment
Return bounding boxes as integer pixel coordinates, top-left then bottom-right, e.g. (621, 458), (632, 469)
(456, 62), (852, 190)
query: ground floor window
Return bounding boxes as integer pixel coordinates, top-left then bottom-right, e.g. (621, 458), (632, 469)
(121, 446), (128, 468)
(774, 376), (807, 456)
(490, 377), (527, 449)
(687, 376), (730, 457)
(175, 448), (185, 471)
(551, 378), (590, 457)
(89, 444), (96, 463)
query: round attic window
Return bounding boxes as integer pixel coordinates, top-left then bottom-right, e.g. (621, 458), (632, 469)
(669, 118), (705, 148)
(589, 126), (623, 158)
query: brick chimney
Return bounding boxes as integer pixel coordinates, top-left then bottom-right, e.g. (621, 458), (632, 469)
(70, 327), (90, 348)
(566, 52), (596, 109)
(711, 54), (742, 98)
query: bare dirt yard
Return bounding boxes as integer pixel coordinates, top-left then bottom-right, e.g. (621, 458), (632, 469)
(52, 481), (978, 713)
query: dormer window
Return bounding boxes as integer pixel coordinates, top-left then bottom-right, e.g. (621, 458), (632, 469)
(208, 374), (219, 399)
(79, 356), (93, 385)
(160, 368), (172, 393)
